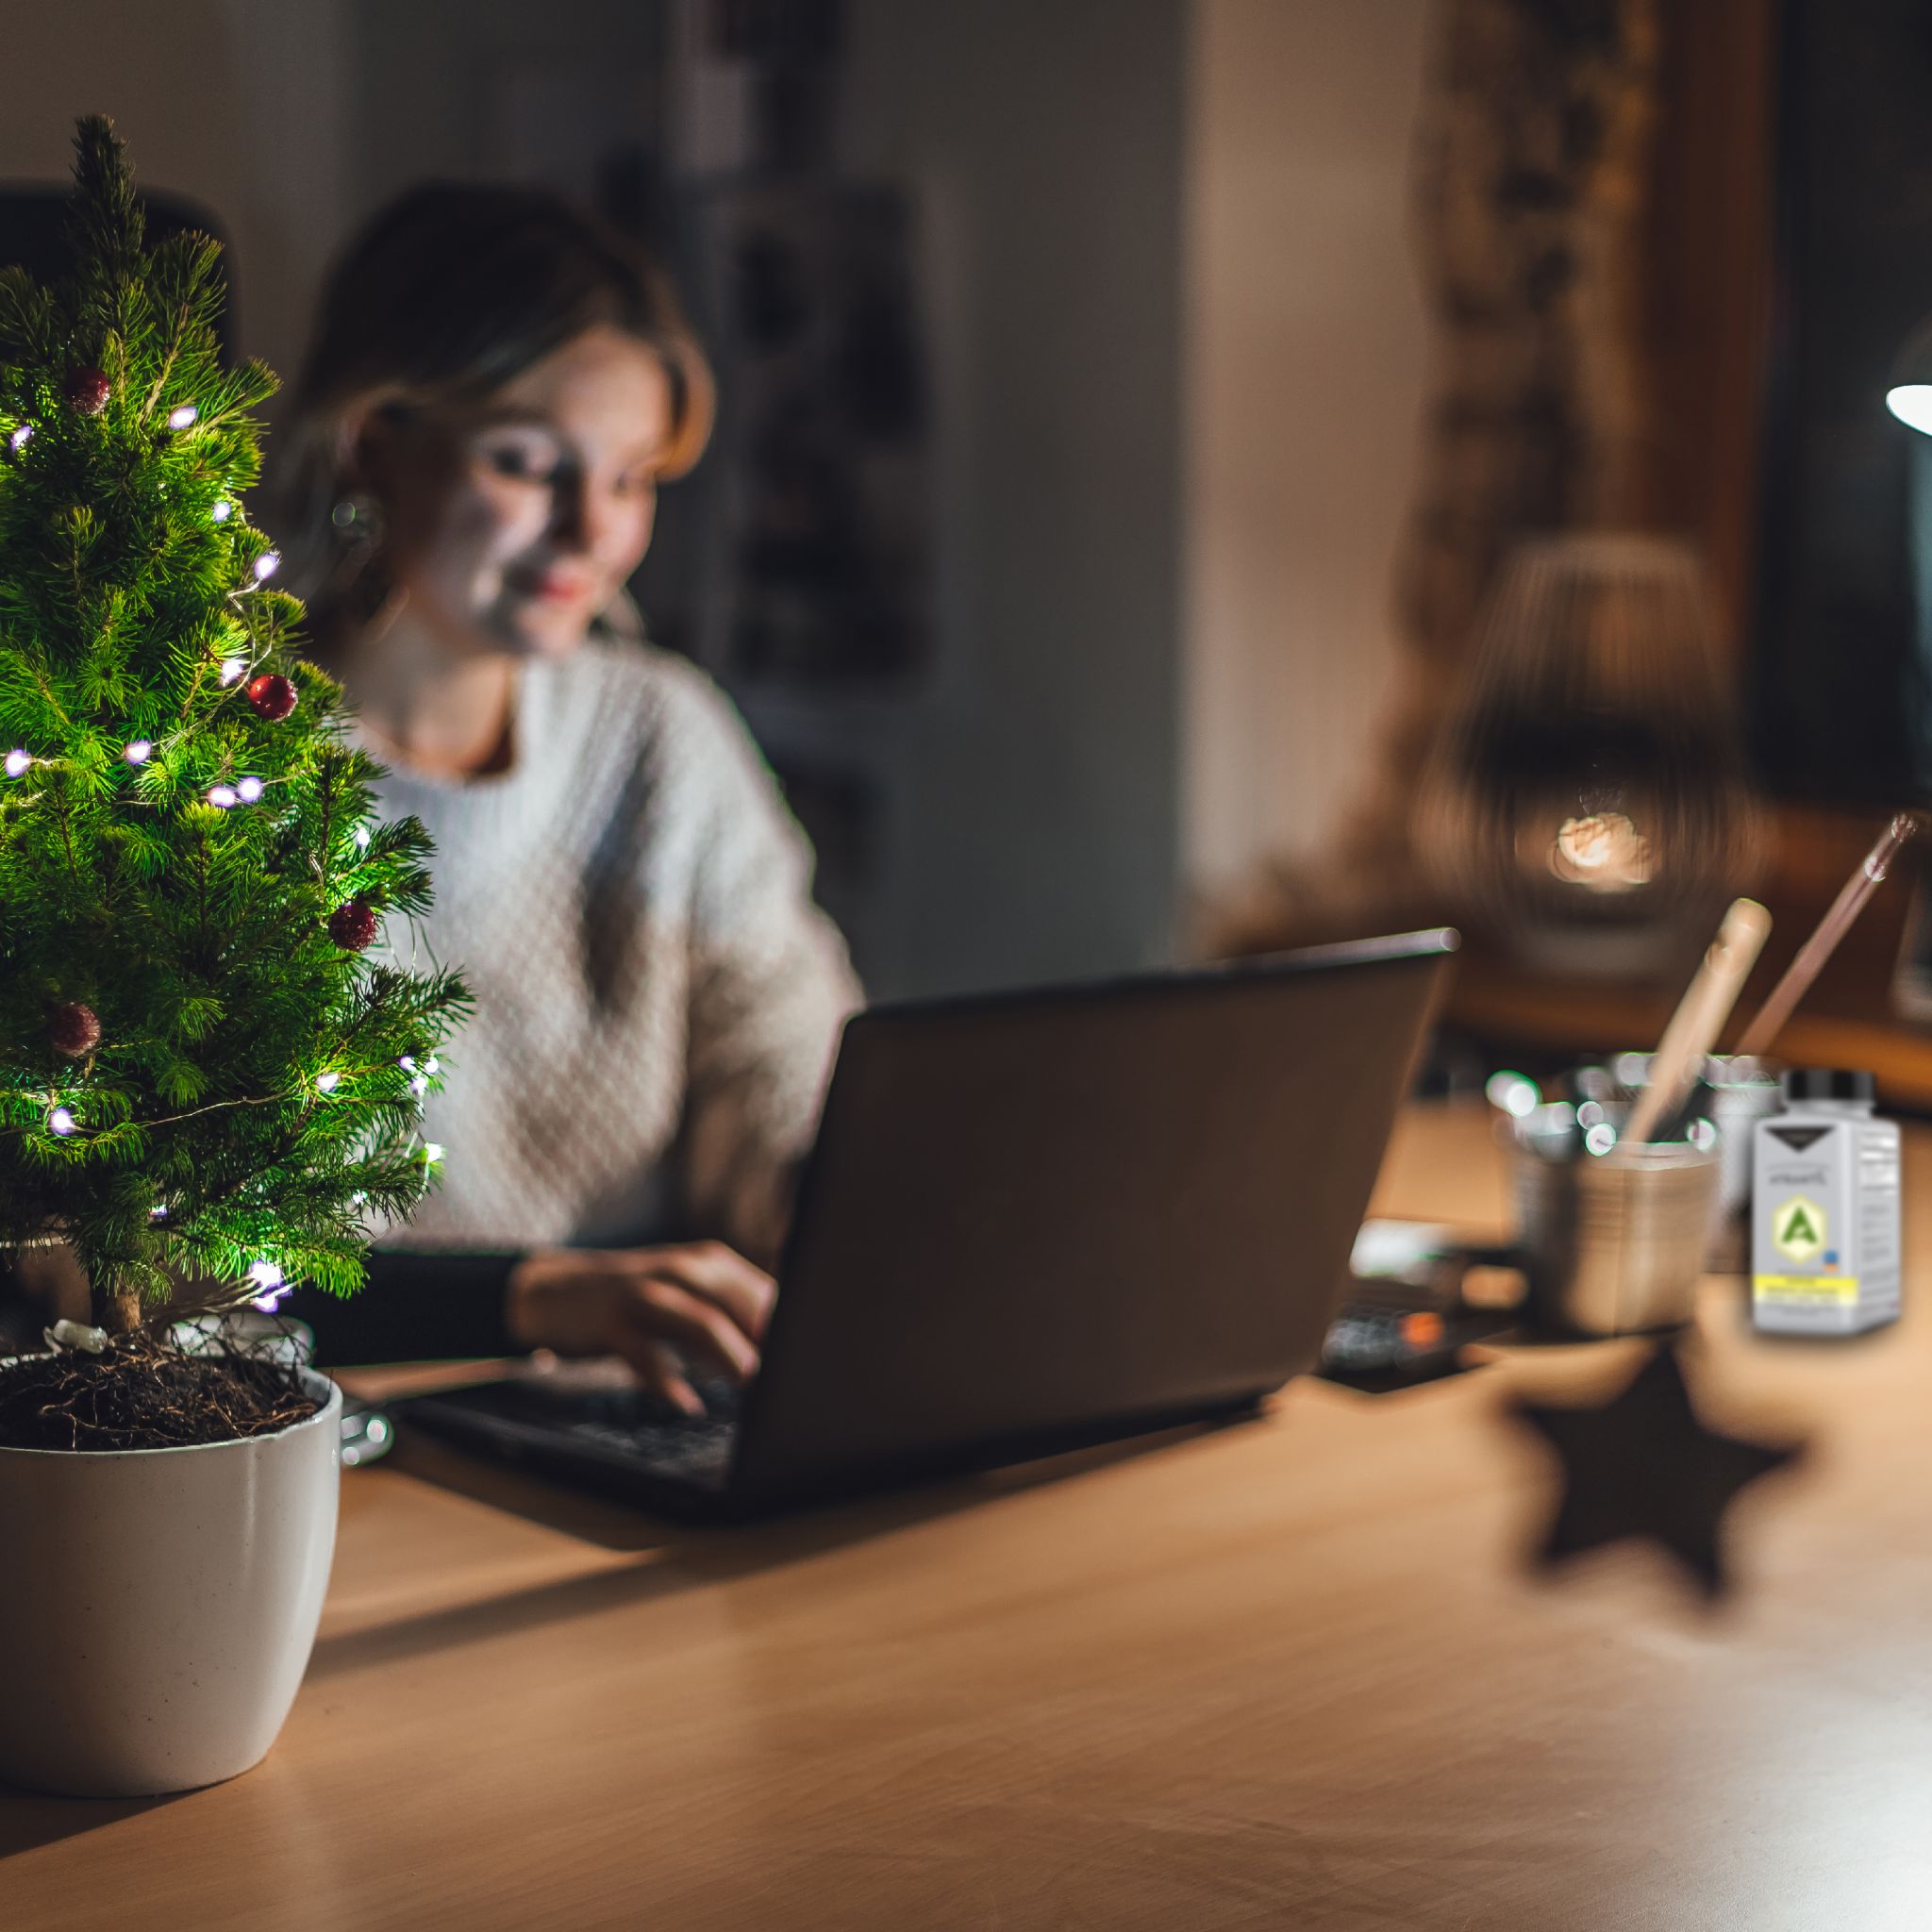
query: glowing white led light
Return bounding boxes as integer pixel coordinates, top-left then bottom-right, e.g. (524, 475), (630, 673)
(246, 1261), (288, 1312)
(48, 1107), (76, 1137)
(1484, 1070), (1539, 1120)
(210, 498), (233, 523)
(424, 1143), (444, 1163)
(253, 550), (280, 582)
(219, 657), (245, 686)
(236, 775), (264, 804)
(167, 403), (198, 430)
(124, 739), (152, 765)
(315, 1071), (341, 1094)
(4, 748), (29, 778)
(149, 1202), (168, 1221)
(353, 824), (372, 850)
(1584, 1122), (1618, 1158)
(409, 1074), (428, 1098)
(425, 1058), (440, 1074)
(8, 424), (30, 451)
(207, 783), (239, 808)
(397, 1056), (415, 1072)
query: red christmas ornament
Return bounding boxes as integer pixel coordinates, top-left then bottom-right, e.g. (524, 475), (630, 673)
(328, 899), (378, 952)
(64, 366), (110, 414)
(246, 674), (297, 722)
(48, 1001), (102, 1058)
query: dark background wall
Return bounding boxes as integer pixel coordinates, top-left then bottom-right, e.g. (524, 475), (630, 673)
(1754, 0), (1932, 806)
(837, 0), (1186, 994)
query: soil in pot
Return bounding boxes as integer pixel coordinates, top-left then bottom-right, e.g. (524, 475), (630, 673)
(0, 1335), (322, 1450)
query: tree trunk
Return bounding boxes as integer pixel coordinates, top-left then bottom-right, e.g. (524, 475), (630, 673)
(95, 1280), (143, 1337)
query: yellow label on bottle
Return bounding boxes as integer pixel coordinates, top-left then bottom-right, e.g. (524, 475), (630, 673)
(1754, 1274), (1860, 1302)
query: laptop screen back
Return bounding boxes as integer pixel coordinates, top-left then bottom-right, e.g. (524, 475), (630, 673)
(732, 932), (1455, 1507)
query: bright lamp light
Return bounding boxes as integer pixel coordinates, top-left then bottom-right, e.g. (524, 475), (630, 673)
(1887, 317), (1932, 433)
(1886, 386), (1932, 434)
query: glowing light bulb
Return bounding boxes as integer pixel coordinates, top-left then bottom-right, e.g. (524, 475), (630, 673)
(8, 424), (30, 451)
(5, 748), (29, 777)
(397, 1056), (415, 1072)
(409, 1074), (428, 1098)
(425, 1058), (440, 1074)
(124, 739), (152, 765)
(236, 775), (264, 804)
(48, 1107), (76, 1137)
(207, 784), (239, 808)
(253, 551), (280, 582)
(1584, 1122), (1618, 1158)
(149, 1202), (168, 1222)
(353, 824), (372, 850)
(167, 403), (198, 430)
(424, 1143), (444, 1163)
(210, 498), (233, 523)
(316, 1071), (341, 1094)
(1549, 811), (1655, 893)
(219, 657), (245, 686)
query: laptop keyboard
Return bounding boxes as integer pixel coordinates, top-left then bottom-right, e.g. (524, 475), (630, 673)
(483, 1374), (742, 1486)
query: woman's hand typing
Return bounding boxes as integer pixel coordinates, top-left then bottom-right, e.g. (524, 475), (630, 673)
(505, 1241), (776, 1415)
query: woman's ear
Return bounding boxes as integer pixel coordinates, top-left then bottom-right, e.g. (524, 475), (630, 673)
(334, 394), (408, 501)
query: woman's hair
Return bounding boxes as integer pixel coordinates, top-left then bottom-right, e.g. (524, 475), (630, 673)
(278, 181), (714, 613)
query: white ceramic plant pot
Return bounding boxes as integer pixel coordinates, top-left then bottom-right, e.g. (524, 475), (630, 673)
(0, 1363), (341, 1797)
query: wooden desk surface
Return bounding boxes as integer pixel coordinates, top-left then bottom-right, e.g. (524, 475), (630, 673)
(8, 1103), (1931, 1930)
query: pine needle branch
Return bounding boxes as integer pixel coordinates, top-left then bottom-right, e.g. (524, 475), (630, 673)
(0, 118), (469, 1330)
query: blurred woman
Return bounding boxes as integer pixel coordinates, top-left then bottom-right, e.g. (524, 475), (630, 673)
(279, 184), (858, 1411)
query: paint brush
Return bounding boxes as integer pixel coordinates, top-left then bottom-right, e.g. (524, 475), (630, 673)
(1624, 897), (1774, 1144)
(1733, 813), (1920, 1060)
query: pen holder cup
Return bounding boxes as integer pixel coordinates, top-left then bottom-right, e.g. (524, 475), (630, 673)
(1505, 1107), (1722, 1337)
(1582, 1054), (1781, 1272)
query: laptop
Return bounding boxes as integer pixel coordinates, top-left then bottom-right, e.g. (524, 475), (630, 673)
(394, 928), (1457, 1519)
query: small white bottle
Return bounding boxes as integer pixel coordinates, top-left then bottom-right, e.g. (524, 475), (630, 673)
(1752, 1069), (1901, 1336)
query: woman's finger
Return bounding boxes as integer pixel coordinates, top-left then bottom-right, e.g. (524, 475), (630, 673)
(623, 1274), (762, 1382)
(653, 1241), (778, 1341)
(616, 1336), (703, 1416)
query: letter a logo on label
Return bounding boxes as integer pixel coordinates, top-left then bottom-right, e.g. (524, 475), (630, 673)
(1774, 1195), (1826, 1264)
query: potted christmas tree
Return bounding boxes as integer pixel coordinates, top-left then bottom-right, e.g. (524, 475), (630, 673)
(0, 120), (468, 1796)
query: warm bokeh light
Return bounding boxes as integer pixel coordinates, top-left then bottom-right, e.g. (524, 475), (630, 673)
(1549, 810), (1656, 891)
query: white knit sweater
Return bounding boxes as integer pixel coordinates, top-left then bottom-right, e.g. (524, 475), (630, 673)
(361, 641), (860, 1265)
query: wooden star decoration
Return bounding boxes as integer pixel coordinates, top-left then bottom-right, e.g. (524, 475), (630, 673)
(1510, 1343), (1806, 1600)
